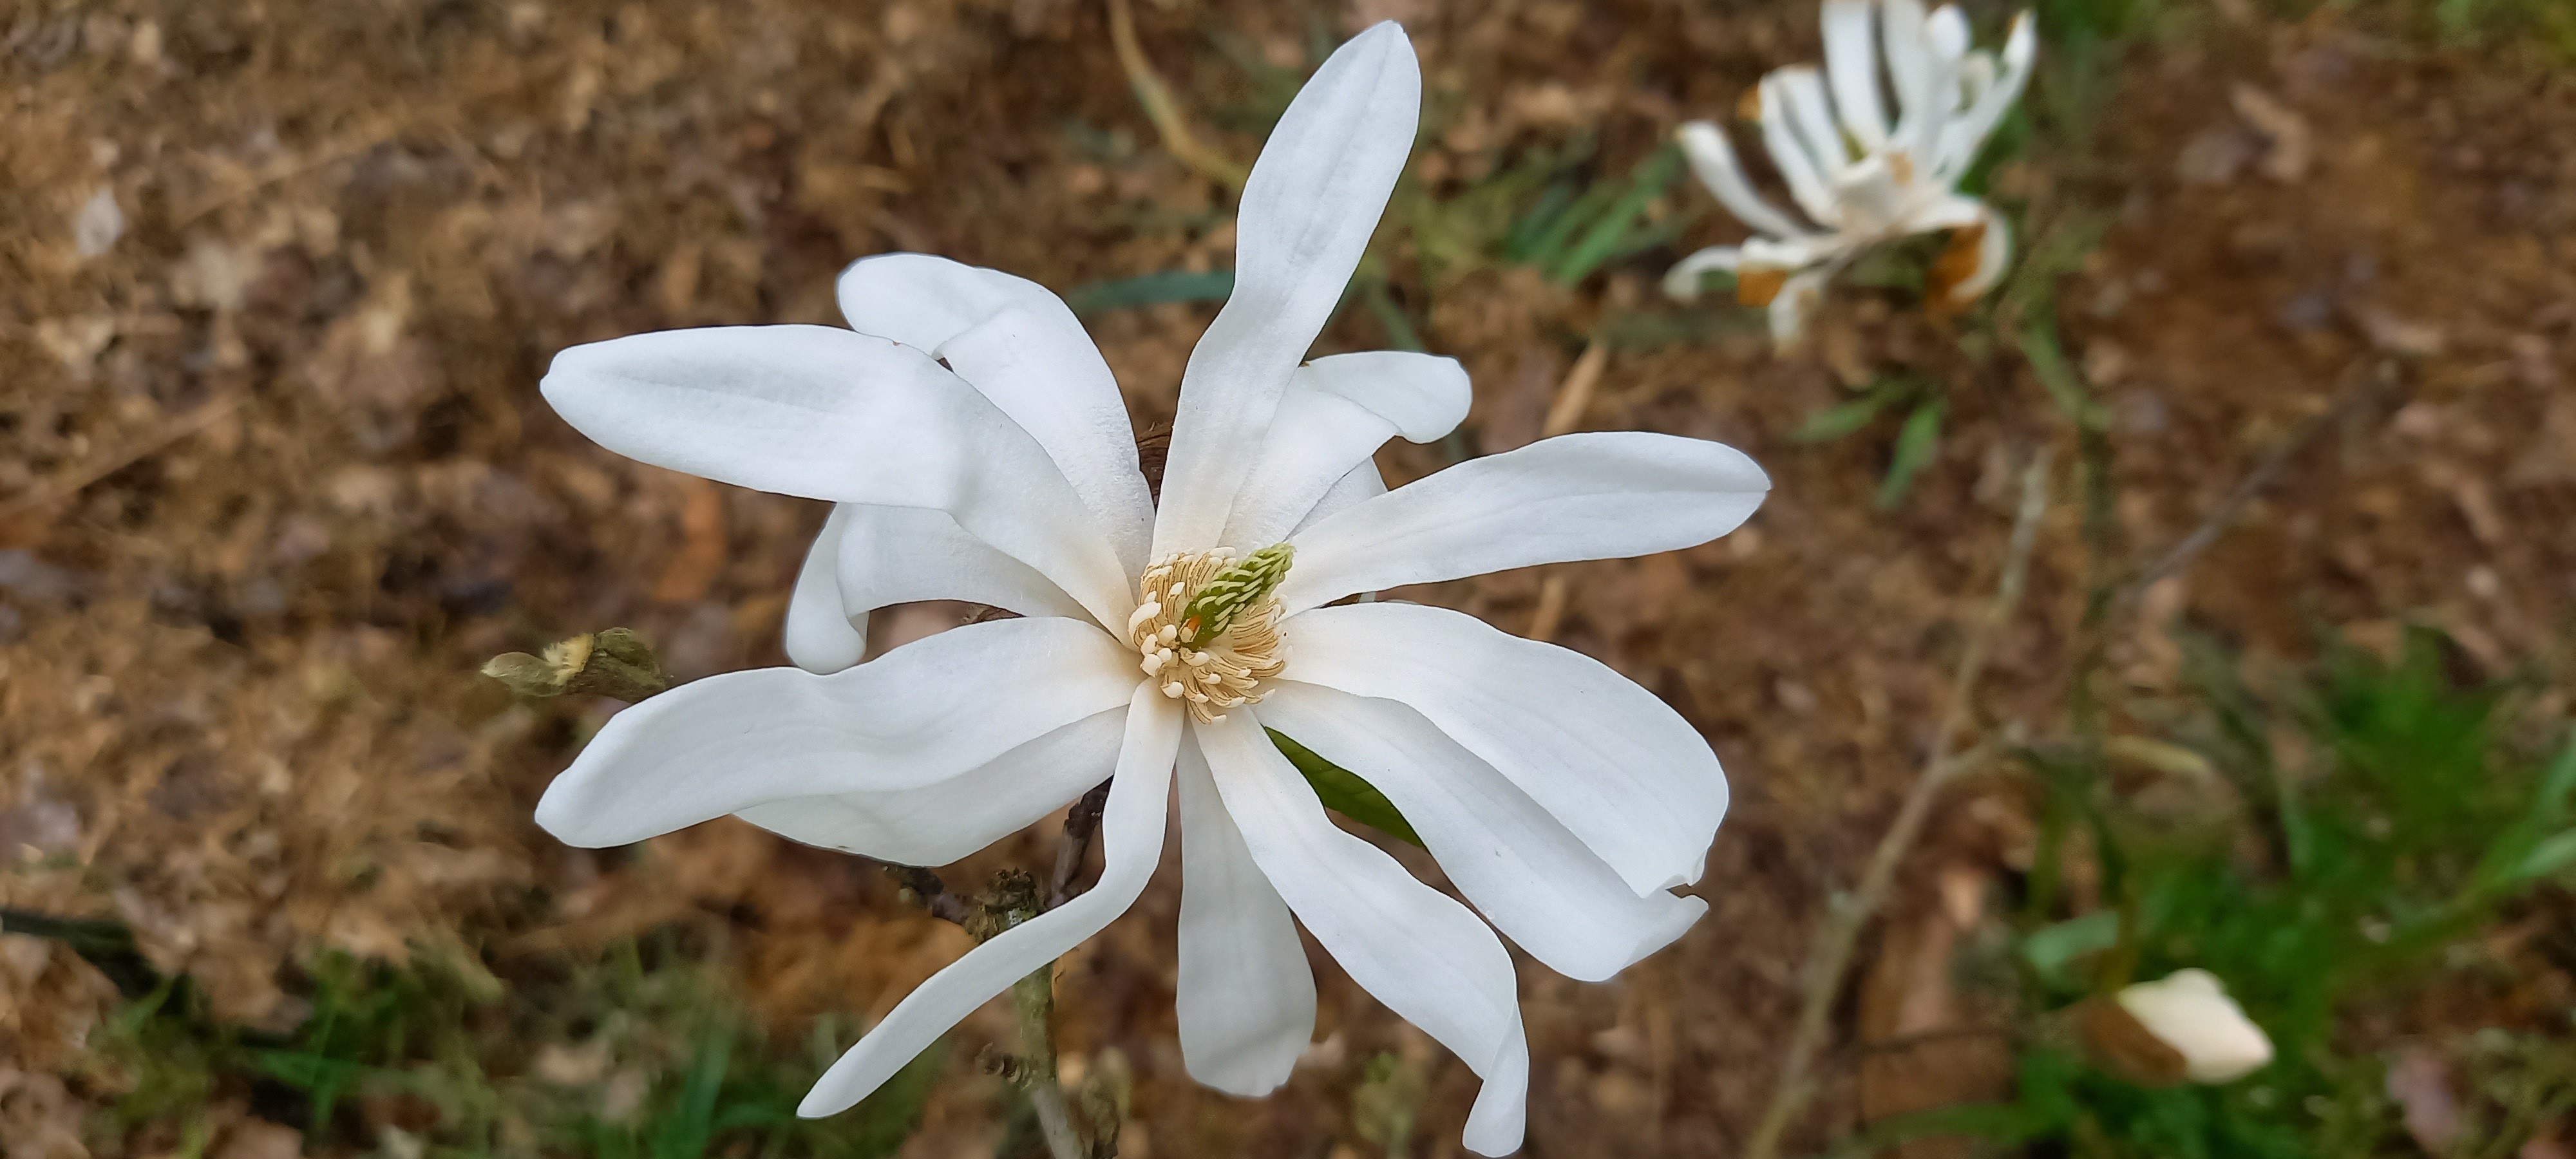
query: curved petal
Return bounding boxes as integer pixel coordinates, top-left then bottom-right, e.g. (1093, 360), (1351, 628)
(737, 708), (1126, 867)
(1954, 202), (2014, 301)
(1662, 244), (1743, 300)
(542, 325), (1133, 628)
(1220, 352), (1471, 552)
(1154, 23), (1421, 557)
(801, 690), (1181, 1117)
(1195, 712), (1528, 1156)
(1880, 0), (1933, 117)
(785, 505), (867, 675)
(1758, 74), (1844, 227)
(1896, 6), (1971, 180)
(1293, 458), (1387, 536)
(836, 254), (1153, 573)
(1175, 735), (1316, 1095)
(1769, 261), (1842, 344)
(1677, 122), (1812, 241)
(533, 617), (1136, 848)
(1822, 0), (1891, 150)
(1258, 683), (1705, 981)
(837, 504), (1092, 624)
(1938, 12), (2034, 179)
(1278, 601), (1728, 896)
(1280, 431), (1770, 614)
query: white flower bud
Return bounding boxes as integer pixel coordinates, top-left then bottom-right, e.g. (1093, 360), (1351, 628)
(2114, 969), (2274, 1084)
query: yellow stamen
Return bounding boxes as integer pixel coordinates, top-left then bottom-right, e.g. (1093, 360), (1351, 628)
(1130, 547), (1289, 724)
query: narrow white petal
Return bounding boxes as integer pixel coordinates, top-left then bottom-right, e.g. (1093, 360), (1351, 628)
(1280, 431), (1769, 613)
(1677, 122), (1812, 241)
(784, 505), (867, 675)
(1821, 0), (1891, 149)
(1881, 0), (1933, 115)
(1777, 67), (1853, 181)
(836, 504), (1092, 624)
(1938, 13), (2035, 179)
(1758, 75), (1845, 227)
(542, 325), (1133, 629)
(1155, 24), (1421, 556)
(1258, 683), (1705, 981)
(1662, 245), (1743, 300)
(1932, 198), (2013, 301)
(1279, 602), (1728, 896)
(1899, 7), (1971, 179)
(837, 254), (1153, 573)
(737, 708), (1124, 867)
(800, 690), (1181, 1117)
(1175, 735), (1316, 1095)
(1768, 262), (1840, 344)
(1292, 458), (1388, 537)
(1195, 713), (1529, 1156)
(1220, 352), (1470, 552)
(533, 617), (1136, 848)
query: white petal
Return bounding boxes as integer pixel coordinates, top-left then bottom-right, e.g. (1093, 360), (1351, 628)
(1258, 683), (1705, 981)
(737, 708), (1125, 867)
(1938, 12), (2034, 179)
(542, 325), (1134, 629)
(1880, 0), (1933, 117)
(1661, 245), (1743, 300)
(1821, 0), (1891, 149)
(1154, 24), (1421, 557)
(1293, 458), (1388, 536)
(1897, 7), (1971, 179)
(1174, 734), (1316, 1095)
(1955, 201), (2014, 300)
(1278, 601), (1728, 896)
(801, 690), (1182, 1117)
(1220, 352), (1470, 552)
(533, 617), (1136, 848)
(837, 254), (1153, 573)
(1777, 67), (1853, 181)
(784, 505), (867, 675)
(1677, 122), (1812, 242)
(1280, 431), (1769, 613)
(1195, 712), (1529, 1156)
(1758, 74), (1844, 227)
(836, 504), (1091, 623)
(1768, 261), (1842, 344)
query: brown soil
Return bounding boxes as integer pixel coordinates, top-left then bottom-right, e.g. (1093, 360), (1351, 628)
(3, 1), (2571, 1156)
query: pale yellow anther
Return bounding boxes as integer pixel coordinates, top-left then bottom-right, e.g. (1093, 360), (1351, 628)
(1128, 546), (1290, 724)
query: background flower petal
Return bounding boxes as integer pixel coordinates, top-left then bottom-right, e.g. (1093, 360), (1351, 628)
(737, 708), (1126, 867)
(1280, 431), (1768, 612)
(837, 254), (1153, 572)
(1219, 351), (1469, 552)
(1195, 713), (1528, 1156)
(541, 324), (1133, 627)
(1280, 601), (1728, 896)
(1821, 0), (1891, 149)
(1258, 683), (1707, 981)
(533, 616), (1135, 848)
(800, 691), (1182, 1117)
(1174, 736), (1316, 1095)
(1153, 23), (1420, 556)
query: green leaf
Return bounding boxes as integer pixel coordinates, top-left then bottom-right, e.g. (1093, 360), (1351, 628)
(2517, 830), (2576, 882)
(1547, 145), (1685, 285)
(1791, 382), (1907, 444)
(1062, 270), (1235, 316)
(2013, 319), (2110, 432)
(1874, 395), (1947, 510)
(1269, 730), (1423, 847)
(2020, 910), (2121, 985)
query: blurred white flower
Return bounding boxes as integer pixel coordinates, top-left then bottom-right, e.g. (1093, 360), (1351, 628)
(2116, 968), (2275, 1084)
(1664, 0), (2035, 343)
(533, 23), (1768, 1157)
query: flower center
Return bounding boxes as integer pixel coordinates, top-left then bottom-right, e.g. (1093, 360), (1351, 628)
(1126, 545), (1291, 724)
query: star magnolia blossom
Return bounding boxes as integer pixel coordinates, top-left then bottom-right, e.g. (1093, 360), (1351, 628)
(532, 23), (1768, 1156)
(1663, 0), (2035, 343)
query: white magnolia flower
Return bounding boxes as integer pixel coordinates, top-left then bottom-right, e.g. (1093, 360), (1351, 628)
(1663, 0), (2035, 343)
(2115, 968), (2275, 1084)
(531, 23), (1768, 1156)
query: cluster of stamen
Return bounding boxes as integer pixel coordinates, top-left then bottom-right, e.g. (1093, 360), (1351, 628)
(1126, 547), (1289, 724)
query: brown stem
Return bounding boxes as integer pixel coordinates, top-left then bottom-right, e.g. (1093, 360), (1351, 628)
(1048, 780), (1113, 911)
(1743, 446), (2052, 1159)
(1104, 0), (1247, 191)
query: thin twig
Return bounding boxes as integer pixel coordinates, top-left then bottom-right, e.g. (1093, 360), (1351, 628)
(1104, 0), (1247, 191)
(2120, 362), (2391, 603)
(876, 862), (973, 927)
(0, 389), (249, 527)
(1013, 965), (1088, 1159)
(1743, 446), (2052, 1159)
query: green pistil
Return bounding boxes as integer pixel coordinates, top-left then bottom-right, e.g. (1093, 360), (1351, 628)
(1180, 543), (1293, 646)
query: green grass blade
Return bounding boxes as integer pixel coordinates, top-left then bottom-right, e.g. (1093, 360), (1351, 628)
(1062, 270), (1235, 316)
(1874, 396), (1947, 510)
(1269, 729), (1423, 847)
